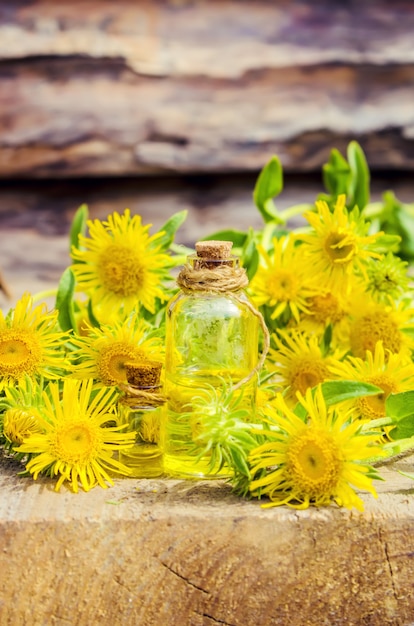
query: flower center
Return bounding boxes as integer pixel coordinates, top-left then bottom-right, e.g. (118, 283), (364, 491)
(0, 332), (41, 378)
(356, 375), (398, 419)
(366, 258), (408, 299)
(308, 293), (344, 324)
(96, 342), (147, 385)
(268, 270), (298, 301)
(324, 232), (355, 264)
(350, 312), (402, 358)
(371, 272), (398, 294)
(98, 244), (145, 297)
(55, 422), (99, 463)
(286, 429), (342, 497)
(290, 360), (330, 396)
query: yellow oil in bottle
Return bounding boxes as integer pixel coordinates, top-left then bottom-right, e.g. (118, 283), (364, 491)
(162, 370), (256, 478)
(118, 361), (165, 478)
(162, 241), (260, 479)
(119, 405), (164, 478)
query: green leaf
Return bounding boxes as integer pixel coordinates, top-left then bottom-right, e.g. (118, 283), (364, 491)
(55, 268), (77, 332)
(242, 228), (260, 280)
(156, 210), (188, 250)
(87, 299), (101, 328)
(321, 324), (333, 356)
(293, 402), (308, 421)
(347, 141), (370, 210)
(260, 221), (283, 252)
(70, 204), (88, 250)
(371, 233), (401, 254)
(202, 229), (248, 248)
(389, 416), (414, 440)
(322, 148), (350, 197)
(320, 380), (382, 406)
(370, 191), (414, 260)
(253, 156), (283, 223)
(386, 390), (414, 421)
(397, 470), (414, 482)
(141, 303), (168, 331)
(245, 247), (259, 281)
(397, 210), (414, 259)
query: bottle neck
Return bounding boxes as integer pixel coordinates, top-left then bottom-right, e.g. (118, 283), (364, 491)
(176, 255), (248, 294)
(119, 384), (165, 408)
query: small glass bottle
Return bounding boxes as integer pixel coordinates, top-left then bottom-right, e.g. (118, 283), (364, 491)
(162, 240), (260, 479)
(118, 360), (165, 478)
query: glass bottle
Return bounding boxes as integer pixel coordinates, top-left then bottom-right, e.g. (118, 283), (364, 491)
(162, 240), (260, 479)
(118, 360), (164, 478)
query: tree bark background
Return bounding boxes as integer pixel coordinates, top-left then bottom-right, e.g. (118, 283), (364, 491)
(1, 0), (414, 307)
(0, 0), (413, 178)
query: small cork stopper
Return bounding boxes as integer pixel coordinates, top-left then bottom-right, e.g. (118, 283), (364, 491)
(125, 361), (162, 387)
(195, 240), (233, 260)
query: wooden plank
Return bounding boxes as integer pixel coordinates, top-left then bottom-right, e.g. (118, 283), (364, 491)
(0, 268), (11, 300)
(0, 1), (413, 176)
(1, 1), (414, 74)
(1, 456), (414, 625)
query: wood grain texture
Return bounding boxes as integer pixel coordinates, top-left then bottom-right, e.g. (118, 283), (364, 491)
(1, 457), (414, 626)
(0, 0), (413, 177)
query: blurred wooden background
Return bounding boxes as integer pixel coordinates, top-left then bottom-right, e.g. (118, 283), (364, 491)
(1, 0), (414, 307)
(1, 0), (414, 176)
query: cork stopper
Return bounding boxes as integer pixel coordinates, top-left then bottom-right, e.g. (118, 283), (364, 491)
(195, 240), (233, 260)
(125, 360), (162, 388)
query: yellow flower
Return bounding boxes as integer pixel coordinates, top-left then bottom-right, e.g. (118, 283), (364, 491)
(249, 236), (316, 323)
(0, 293), (69, 389)
(295, 286), (354, 351)
(301, 290), (346, 327)
(328, 341), (414, 421)
(71, 314), (164, 386)
(3, 408), (43, 447)
(249, 386), (381, 511)
(299, 195), (383, 291)
(0, 377), (45, 454)
(71, 209), (171, 314)
(256, 381), (275, 411)
(15, 379), (136, 492)
(347, 296), (414, 360)
(266, 331), (339, 405)
(73, 297), (125, 336)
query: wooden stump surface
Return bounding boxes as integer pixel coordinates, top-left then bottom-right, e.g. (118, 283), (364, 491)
(1, 455), (414, 626)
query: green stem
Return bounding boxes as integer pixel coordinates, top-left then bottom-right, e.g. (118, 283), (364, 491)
(383, 436), (414, 455)
(372, 437), (414, 467)
(279, 203), (314, 222)
(361, 417), (393, 431)
(361, 202), (385, 219)
(169, 242), (194, 257)
(260, 223), (278, 251)
(32, 289), (57, 303)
